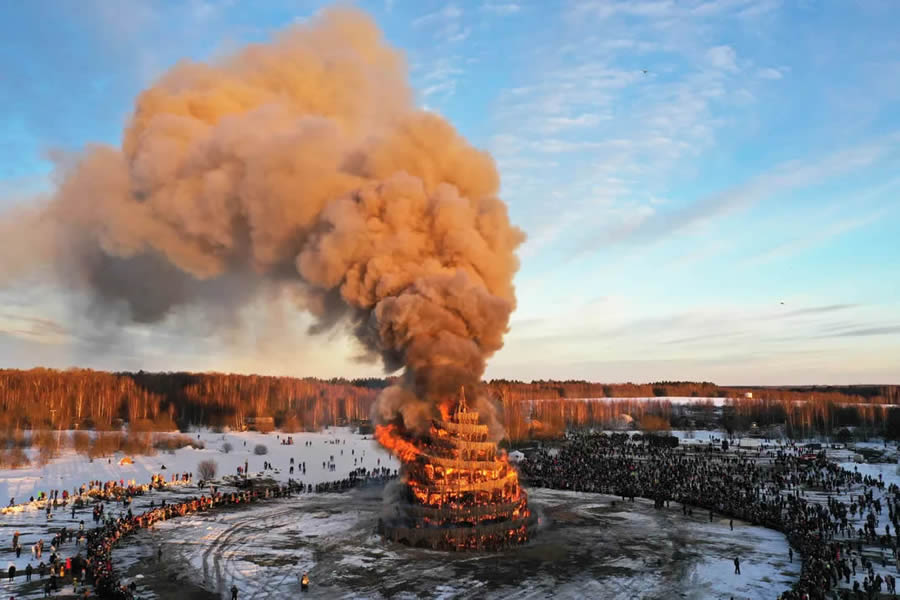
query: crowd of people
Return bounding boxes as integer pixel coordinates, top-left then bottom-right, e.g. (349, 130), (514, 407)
(2, 465), (398, 600)
(4, 473), (193, 516)
(305, 466), (396, 493)
(80, 467), (397, 599)
(519, 432), (900, 600)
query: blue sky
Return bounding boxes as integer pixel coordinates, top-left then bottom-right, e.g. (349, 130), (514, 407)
(1, 0), (898, 384)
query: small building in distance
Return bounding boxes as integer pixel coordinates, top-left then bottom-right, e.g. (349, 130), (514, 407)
(244, 416), (275, 432)
(353, 419), (374, 435)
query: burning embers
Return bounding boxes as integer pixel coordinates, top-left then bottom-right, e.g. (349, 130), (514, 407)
(378, 387), (530, 551)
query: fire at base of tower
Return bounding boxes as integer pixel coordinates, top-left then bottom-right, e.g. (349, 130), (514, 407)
(376, 388), (531, 551)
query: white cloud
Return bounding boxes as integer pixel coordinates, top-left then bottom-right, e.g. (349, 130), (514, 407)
(706, 45), (738, 71)
(422, 80), (456, 98)
(738, 0), (780, 19)
(569, 0), (778, 22)
(413, 4), (471, 44)
(412, 5), (463, 27)
(744, 210), (887, 267)
(741, 177), (900, 267)
(541, 113), (609, 132)
(191, 0), (216, 21)
(734, 88), (755, 104)
(416, 58), (464, 100)
(571, 1), (677, 20)
(0, 312), (70, 345)
(758, 67), (783, 80)
(533, 139), (607, 153)
(482, 2), (522, 15)
(578, 133), (900, 250)
(422, 61), (463, 83)
(446, 26), (471, 43)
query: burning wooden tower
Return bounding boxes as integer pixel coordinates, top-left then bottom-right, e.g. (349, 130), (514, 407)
(378, 387), (531, 550)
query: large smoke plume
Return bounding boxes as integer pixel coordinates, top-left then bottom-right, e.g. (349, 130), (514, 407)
(0, 8), (524, 437)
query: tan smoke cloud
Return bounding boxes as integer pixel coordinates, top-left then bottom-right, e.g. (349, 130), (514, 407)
(0, 7), (524, 433)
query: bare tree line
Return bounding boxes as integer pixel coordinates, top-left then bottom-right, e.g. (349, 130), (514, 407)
(0, 369), (896, 444)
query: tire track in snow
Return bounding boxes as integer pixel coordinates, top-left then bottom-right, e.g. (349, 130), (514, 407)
(200, 505), (300, 598)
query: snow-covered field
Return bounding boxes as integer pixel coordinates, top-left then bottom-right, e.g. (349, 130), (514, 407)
(2, 427), (899, 599)
(1, 427), (395, 505)
(537, 397), (732, 406)
(114, 487), (799, 600)
(0, 427), (393, 600)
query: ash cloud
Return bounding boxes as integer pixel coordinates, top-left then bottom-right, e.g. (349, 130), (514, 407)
(0, 8), (524, 433)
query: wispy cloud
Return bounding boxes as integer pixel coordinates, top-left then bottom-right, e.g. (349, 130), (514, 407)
(707, 45), (739, 72)
(539, 113), (610, 133)
(411, 4), (470, 44)
(743, 208), (893, 267)
(489, 1), (773, 256)
(778, 304), (859, 318)
(497, 297), (900, 385)
(0, 313), (70, 344)
(741, 176), (900, 267)
(568, 0), (779, 22)
(758, 67), (783, 80)
(661, 330), (747, 345)
(412, 5), (462, 27)
(829, 325), (900, 338)
(569, 1), (679, 20)
(574, 133), (899, 254)
(415, 56), (465, 100)
(481, 2), (522, 15)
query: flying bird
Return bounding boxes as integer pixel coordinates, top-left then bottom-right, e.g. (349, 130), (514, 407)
(642, 69), (649, 75)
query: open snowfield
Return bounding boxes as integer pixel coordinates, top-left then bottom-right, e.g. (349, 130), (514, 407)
(543, 397), (731, 407)
(0, 427), (393, 599)
(111, 487), (798, 600)
(1, 427), (396, 505)
(2, 428), (899, 599)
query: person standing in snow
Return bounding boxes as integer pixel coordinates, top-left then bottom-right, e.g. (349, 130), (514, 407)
(231, 584), (239, 600)
(733, 556), (741, 575)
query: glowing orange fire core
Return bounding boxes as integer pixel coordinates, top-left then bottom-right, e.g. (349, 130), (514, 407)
(376, 388), (530, 550)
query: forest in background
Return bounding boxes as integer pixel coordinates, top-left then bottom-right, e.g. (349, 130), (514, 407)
(0, 368), (897, 442)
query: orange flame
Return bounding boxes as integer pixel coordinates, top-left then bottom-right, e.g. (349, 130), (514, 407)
(375, 424), (422, 463)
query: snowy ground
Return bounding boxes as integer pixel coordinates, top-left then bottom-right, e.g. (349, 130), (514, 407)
(796, 457), (900, 598)
(559, 397), (731, 406)
(0, 427), (393, 599)
(1, 427), (396, 505)
(113, 487), (798, 600)
(2, 429), (898, 599)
